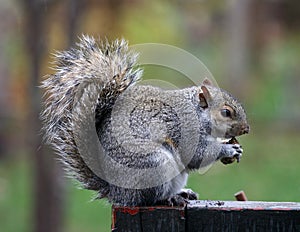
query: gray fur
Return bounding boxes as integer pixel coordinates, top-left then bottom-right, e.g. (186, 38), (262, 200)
(41, 36), (249, 206)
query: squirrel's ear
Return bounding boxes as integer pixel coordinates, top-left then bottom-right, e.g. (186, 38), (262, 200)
(199, 85), (212, 109)
(199, 93), (208, 108)
(202, 78), (214, 86)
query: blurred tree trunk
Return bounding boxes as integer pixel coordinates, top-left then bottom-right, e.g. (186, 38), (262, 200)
(20, 1), (64, 232)
(225, 0), (251, 94)
(67, 0), (86, 46)
(20, 0), (124, 231)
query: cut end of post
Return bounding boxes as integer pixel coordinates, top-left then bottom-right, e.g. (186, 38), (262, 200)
(235, 190), (248, 201)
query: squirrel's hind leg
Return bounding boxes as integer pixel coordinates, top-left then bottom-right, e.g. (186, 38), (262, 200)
(156, 172), (198, 206)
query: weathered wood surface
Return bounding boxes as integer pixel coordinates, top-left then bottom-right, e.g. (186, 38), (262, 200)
(112, 205), (185, 232)
(111, 200), (300, 232)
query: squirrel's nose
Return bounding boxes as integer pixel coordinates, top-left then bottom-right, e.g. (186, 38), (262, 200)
(242, 124), (250, 134)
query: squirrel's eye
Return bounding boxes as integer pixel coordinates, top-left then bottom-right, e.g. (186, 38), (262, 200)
(221, 109), (232, 118)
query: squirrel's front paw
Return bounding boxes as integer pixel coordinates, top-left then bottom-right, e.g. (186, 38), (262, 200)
(219, 143), (243, 164)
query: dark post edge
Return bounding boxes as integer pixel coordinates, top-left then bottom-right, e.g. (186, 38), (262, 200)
(111, 200), (300, 231)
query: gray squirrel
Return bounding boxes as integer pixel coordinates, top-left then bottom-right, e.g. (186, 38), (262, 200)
(41, 35), (250, 206)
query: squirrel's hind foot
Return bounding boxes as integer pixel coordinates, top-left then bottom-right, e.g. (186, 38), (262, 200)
(178, 188), (198, 200)
(157, 188), (198, 207)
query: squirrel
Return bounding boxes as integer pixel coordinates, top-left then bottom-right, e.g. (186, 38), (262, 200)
(41, 35), (250, 206)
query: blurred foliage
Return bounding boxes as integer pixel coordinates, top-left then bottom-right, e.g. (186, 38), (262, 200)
(251, 36), (300, 122)
(0, 0), (300, 231)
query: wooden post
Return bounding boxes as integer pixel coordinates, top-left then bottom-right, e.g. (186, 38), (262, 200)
(112, 205), (185, 232)
(112, 200), (300, 231)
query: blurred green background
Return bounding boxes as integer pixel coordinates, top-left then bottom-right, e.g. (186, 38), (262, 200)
(0, 0), (299, 231)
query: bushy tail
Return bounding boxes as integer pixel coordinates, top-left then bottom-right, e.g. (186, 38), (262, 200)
(41, 35), (142, 195)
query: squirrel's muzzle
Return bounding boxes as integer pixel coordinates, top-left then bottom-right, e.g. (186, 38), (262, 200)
(241, 124), (250, 135)
(226, 123), (250, 138)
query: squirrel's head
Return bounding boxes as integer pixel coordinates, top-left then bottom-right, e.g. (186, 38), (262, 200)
(198, 79), (250, 139)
